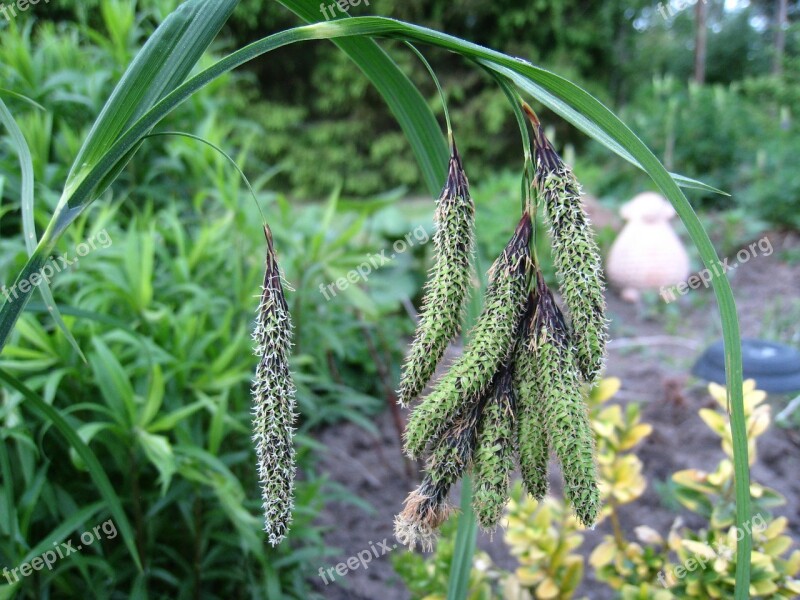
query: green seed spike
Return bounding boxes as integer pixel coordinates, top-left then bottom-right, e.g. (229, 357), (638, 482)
(531, 273), (600, 528)
(425, 396), (485, 487)
(396, 373), (492, 551)
(513, 291), (550, 501)
(395, 399), (485, 550)
(525, 106), (608, 384)
(472, 365), (517, 531)
(403, 213), (533, 460)
(398, 144), (475, 408)
(394, 475), (453, 552)
(251, 225), (297, 546)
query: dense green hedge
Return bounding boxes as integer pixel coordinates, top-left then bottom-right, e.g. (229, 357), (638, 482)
(9, 0), (800, 216)
(34, 0), (795, 211)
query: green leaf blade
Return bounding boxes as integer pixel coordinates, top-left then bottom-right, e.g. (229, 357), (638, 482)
(0, 369), (143, 571)
(278, 0), (449, 196)
(63, 0), (240, 204)
(0, 98), (85, 361)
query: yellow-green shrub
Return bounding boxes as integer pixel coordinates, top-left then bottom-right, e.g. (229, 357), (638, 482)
(591, 380), (800, 599)
(393, 379), (800, 599)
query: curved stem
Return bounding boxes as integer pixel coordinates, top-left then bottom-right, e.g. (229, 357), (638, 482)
(143, 131), (266, 226)
(479, 67), (539, 267)
(485, 70), (533, 211)
(406, 43), (453, 149)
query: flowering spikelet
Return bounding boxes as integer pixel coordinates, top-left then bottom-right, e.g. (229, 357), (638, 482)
(531, 274), (599, 527)
(403, 213), (532, 459)
(398, 144), (475, 408)
(472, 365), (516, 530)
(512, 292), (550, 501)
(425, 397), (484, 487)
(527, 108), (608, 383)
(394, 476), (453, 552)
(396, 375), (484, 549)
(251, 225), (296, 546)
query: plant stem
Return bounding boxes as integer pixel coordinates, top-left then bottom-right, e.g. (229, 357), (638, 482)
(609, 501), (626, 549)
(406, 43), (453, 149)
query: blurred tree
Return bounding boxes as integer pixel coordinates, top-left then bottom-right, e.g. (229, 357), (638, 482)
(695, 0), (708, 83)
(775, 0), (789, 75)
(16, 0), (800, 198)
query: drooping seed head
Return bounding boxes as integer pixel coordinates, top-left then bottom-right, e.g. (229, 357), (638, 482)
(252, 225), (297, 546)
(398, 144), (475, 408)
(527, 106), (608, 383)
(425, 397), (484, 486)
(530, 274), (599, 528)
(403, 213), (532, 459)
(394, 476), (453, 552)
(472, 365), (517, 531)
(395, 398), (484, 550)
(512, 291), (550, 501)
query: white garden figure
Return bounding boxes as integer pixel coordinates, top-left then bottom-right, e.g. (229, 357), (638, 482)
(606, 192), (690, 302)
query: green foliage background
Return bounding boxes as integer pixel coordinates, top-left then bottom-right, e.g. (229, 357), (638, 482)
(33, 0), (800, 223)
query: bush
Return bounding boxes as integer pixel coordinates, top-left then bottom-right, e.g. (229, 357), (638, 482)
(581, 74), (800, 231)
(0, 10), (436, 596)
(744, 133), (800, 230)
(393, 380), (800, 598)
